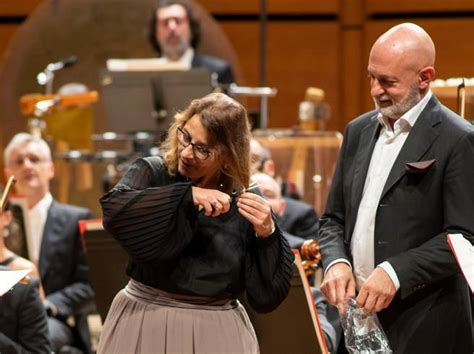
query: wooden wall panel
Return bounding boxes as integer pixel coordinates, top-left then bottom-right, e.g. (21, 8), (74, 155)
(218, 21), (260, 114)
(0, 24), (19, 63)
(0, 0), (41, 16)
(221, 21), (340, 130)
(219, 22), (259, 85)
(266, 22), (340, 129)
(363, 19), (474, 113)
(198, 0), (339, 15)
(267, 1), (338, 14)
(366, 0), (474, 14)
(340, 0), (365, 125)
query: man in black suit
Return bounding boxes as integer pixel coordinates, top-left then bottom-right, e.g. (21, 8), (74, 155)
(280, 197), (319, 241)
(318, 23), (473, 353)
(0, 272), (51, 354)
(4, 133), (95, 353)
(149, 0), (235, 85)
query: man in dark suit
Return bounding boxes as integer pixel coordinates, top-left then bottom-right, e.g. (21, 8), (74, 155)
(318, 23), (473, 353)
(149, 0), (235, 85)
(0, 272), (51, 354)
(280, 197), (319, 241)
(4, 133), (95, 354)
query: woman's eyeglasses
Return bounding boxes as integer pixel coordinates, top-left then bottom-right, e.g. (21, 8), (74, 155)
(177, 127), (214, 160)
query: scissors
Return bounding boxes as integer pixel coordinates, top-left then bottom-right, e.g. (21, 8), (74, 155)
(230, 181), (260, 201)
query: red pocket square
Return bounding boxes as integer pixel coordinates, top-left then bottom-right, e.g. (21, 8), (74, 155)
(405, 159), (436, 173)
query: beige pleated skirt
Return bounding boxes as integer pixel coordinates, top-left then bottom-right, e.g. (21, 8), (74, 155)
(97, 279), (259, 354)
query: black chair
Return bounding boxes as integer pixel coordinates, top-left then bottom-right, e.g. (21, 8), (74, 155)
(81, 221), (129, 323)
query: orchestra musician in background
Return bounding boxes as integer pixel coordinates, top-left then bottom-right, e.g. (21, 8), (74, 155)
(149, 0), (235, 85)
(3, 133), (95, 354)
(0, 193), (50, 353)
(250, 172), (342, 353)
(250, 138), (319, 240)
(0, 203), (40, 283)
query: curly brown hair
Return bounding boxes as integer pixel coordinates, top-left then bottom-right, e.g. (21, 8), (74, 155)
(162, 93), (251, 193)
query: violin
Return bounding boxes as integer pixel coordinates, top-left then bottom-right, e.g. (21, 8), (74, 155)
(0, 176), (30, 285)
(1, 176), (16, 212)
(300, 239), (322, 277)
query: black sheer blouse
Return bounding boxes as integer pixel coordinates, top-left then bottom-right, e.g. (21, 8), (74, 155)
(100, 157), (294, 313)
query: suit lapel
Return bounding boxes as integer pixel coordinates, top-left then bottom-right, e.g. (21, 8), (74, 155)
(349, 115), (381, 234)
(380, 97), (441, 199)
(191, 53), (200, 68)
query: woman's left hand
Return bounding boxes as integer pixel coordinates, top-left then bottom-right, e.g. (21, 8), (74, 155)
(237, 192), (275, 238)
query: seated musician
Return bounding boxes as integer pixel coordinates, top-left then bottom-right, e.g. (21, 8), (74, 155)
(0, 187), (50, 352)
(250, 172), (342, 353)
(3, 133), (95, 354)
(149, 0), (235, 85)
(0, 204), (39, 281)
(250, 138), (320, 241)
(0, 265), (51, 354)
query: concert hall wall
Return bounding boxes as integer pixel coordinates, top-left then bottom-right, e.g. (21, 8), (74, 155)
(0, 0), (473, 146)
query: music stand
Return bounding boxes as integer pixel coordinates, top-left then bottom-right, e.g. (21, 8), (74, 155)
(100, 68), (212, 137)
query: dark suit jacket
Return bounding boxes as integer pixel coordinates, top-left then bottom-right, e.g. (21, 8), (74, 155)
(280, 198), (319, 240)
(191, 53), (235, 85)
(0, 278), (51, 354)
(276, 198), (319, 249)
(40, 201), (95, 353)
(319, 96), (474, 353)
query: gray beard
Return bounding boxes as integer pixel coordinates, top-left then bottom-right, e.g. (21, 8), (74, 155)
(160, 38), (189, 61)
(374, 88), (420, 119)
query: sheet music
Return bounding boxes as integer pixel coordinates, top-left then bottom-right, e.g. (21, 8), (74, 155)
(106, 58), (186, 72)
(0, 269), (31, 296)
(447, 233), (474, 293)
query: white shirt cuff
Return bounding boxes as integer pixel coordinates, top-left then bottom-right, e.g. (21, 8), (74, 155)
(324, 258), (352, 276)
(377, 261), (400, 290)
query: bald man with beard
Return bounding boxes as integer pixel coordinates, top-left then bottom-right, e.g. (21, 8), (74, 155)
(318, 23), (473, 353)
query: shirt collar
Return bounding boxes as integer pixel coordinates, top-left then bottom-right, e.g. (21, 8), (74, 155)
(30, 192), (53, 213)
(377, 89), (432, 132)
(162, 47), (194, 69)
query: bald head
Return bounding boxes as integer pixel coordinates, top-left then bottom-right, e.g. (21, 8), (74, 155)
(251, 172), (286, 216)
(249, 138), (275, 176)
(368, 23), (436, 119)
(371, 23), (435, 72)
(251, 173), (281, 198)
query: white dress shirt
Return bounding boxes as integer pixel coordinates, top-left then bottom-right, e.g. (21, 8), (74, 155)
(26, 192), (53, 265)
(160, 47), (194, 69)
(327, 90), (433, 291)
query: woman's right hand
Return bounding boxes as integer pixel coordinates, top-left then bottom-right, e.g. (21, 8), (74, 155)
(191, 187), (232, 217)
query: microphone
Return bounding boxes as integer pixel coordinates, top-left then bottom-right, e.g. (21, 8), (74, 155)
(46, 55), (78, 72)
